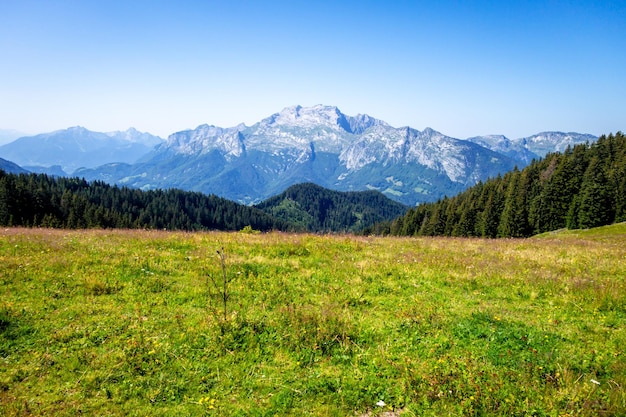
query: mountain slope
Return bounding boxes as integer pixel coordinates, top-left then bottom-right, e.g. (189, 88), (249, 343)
(0, 169), (292, 231)
(77, 105), (520, 205)
(383, 131), (625, 238)
(466, 132), (597, 165)
(0, 158), (29, 174)
(0, 127), (163, 174)
(255, 182), (408, 232)
(516, 131), (597, 156)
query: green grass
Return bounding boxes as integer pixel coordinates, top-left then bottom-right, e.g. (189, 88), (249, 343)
(534, 221), (626, 239)
(1, 226), (625, 416)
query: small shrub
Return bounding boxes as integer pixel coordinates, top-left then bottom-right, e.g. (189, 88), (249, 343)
(240, 225), (260, 234)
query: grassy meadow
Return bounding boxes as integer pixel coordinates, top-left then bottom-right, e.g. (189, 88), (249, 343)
(1, 225), (625, 416)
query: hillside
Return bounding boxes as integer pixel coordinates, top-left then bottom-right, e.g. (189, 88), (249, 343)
(379, 132), (625, 238)
(0, 170), (407, 233)
(0, 171), (290, 232)
(255, 182), (408, 233)
(0, 158), (28, 175)
(0, 129), (25, 146)
(533, 221), (626, 239)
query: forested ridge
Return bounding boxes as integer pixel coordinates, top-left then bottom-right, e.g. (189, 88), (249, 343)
(0, 172), (291, 231)
(371, 132), (626, 237)
(255, 182), (408, 233)
(0, 172), (406, 233)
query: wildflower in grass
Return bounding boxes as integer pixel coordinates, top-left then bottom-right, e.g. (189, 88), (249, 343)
(376, 400), (385, 407)
(198, 396), (216, 408)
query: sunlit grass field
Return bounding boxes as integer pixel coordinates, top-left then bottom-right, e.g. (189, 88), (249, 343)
(1, 224), (625, 416)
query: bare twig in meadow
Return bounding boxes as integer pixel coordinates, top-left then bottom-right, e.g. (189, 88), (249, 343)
(206, 246), (236, 332)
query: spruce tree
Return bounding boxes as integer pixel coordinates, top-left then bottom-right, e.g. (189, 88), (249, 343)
(478, 181), (505, 238)
(577, 156), (612, 229)
(498, 170), (522, 237)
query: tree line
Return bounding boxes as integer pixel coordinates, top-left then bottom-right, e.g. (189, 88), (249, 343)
(368, 132), (626, 237)
(0, 172), (291, 231)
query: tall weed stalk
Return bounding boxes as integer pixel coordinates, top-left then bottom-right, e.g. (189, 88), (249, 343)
(207, 247), (235, 333)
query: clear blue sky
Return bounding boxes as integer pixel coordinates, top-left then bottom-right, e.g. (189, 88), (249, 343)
(1, 0), (624, 139)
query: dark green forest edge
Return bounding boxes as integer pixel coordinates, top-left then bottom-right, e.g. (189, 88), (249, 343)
(371, 132), (626, 237)
(0, 171), (407, 233)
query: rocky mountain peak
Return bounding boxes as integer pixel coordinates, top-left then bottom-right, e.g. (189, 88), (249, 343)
(347, 113), (388, 134)
(518, 132), (596, 154)
(106, 127), (163, 145)
(264, 104), (350, 131)
(466, 134), (512, 150)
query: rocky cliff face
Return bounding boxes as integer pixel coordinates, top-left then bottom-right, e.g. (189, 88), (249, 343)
(466, 132), (597, 165)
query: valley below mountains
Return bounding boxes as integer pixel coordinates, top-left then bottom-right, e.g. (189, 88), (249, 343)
(0, 105), (596, 206)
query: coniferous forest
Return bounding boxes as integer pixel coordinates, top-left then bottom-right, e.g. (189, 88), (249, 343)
(0, 174), (290, 232)
(254, 182), (408, 233)
(0, 172), (407, 233)
(372, 132), (626, 237)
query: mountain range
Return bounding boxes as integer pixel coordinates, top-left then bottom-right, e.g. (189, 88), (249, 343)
(0, 127), (163, 175)
(465, 132), (597, 165)
(0, 105), (597, 206)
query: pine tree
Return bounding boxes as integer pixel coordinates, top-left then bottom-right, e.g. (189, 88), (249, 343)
(607, 132), (626, 222)
(498, 170), (521, 237)
(453, 190), (479, 237)
(478, 179), (505, 238)
(577, 156), (612, 229)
